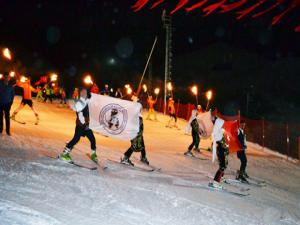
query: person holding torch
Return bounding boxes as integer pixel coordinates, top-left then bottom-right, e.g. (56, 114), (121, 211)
(11, 76), (40, 125)
(146, 88), (159, 121)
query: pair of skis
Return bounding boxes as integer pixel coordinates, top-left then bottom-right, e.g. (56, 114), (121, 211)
(45, 154), (106, 171)
(11, 117), (39, 125)
(107, 158), (161, 172)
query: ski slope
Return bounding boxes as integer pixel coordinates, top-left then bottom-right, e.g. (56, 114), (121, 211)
(0, 96), (299, 225)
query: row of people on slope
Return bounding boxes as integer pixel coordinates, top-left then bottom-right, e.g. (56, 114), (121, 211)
(185, 106), (249, 188)
(146, 95), (178, 128)
(59, 88), (248, 189)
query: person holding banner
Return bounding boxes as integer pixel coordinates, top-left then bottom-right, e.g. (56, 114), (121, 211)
(184, 105), (203, 156)
(236, 123), (249, 182)
(121, 116), (149, 166)
(210, 117), (229, 189)
(59, 88), (98, 163)
(146, 95), (157, 121)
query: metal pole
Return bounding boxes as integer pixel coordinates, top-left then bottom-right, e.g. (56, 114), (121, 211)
(164, 25), (169, 115)
(137, 36), (158, 96)
(286, 123), (290, 160)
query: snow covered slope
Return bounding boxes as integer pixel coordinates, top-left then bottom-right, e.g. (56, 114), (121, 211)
(0, 97), (299, 225)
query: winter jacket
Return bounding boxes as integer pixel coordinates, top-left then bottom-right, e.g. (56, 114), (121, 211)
(0, 80), (14, 104)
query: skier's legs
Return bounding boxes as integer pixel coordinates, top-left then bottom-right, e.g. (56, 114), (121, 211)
(0, 105), (3, 132)
(213, 147), (228, 182)
(85, 129), (96, 150)
(12, 102), (25, 116)
(29, 105), (39, 118)
(237, 150), (247, 173)
(66, 126), (83, 150)
(124, 147), (134, 159)
(4, 104), (11, 133)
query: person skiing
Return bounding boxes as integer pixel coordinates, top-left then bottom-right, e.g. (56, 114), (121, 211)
(146, 95), (157, 121)
(115, 88), (123, 98)
(184, 105), (203, 156)
(36, 86), (44, 102)
(236, 122), (249, 182)
(101, 84), (110, 96)
(11, 77), (39, 124)
(210, 117), (229, 189)
(166, 97), (177, 128)
(121, 113), (149, 166)
(0, 72), (15, 135)
(59, 87), (67, 105)
(90, 83), (99, 94)
(72, 88), (79, 100)
(43, 84), (53, 103)
(59, 88), (98, 163)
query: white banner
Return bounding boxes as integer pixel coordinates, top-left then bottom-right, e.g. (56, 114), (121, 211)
(196, 111), (214, 138)
(89, 93), (142, 141)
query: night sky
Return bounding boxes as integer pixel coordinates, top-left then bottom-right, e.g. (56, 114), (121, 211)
(0, 0), (299, 121)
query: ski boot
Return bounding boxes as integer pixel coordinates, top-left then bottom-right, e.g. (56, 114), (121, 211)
(194, 148), (201, 153)
(90, 150), (98, 163)
(59, 147), (72, 163)
(184, 150), (194, 157)
(209, 181), (223, 190)
(244, 171), (249, 179)
(236, 171), (249, 183)
(121, 156), (134, 166)
(140, 156), (149, 165)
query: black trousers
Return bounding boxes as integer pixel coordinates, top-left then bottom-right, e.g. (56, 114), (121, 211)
(170, 113), (177, 122)
(124, 147), (146, 159)
(188, 129), (200, 151)
(0, 103), (11, 133)
(44, 95), (53, 103)
(237, 150), (247, 173)
(214, 146), (229, 182)
(66, 126), (96, 150)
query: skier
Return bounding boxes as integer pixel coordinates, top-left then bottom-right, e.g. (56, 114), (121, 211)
(121, 114), (149, 166)
(59, 88), (98, 163)
(184, 106), (203, 156)
(146, 95), (157, 121)
(0, 72), (15, 135)
(166, 97), (177, 128)
(43, 84), (53, 103)
(101, 84), (110, 96)
(36, 86), (44, 102)
(90, 83), (99, 94)
(72, 88), (79, 100)
(115, 88), (123, 98)
(210, 117), (229, 189)
(11, 77), (39, 124)
(236, 122), (249, 182)
(59, 87), (67, 105)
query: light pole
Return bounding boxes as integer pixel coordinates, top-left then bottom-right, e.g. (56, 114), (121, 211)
(162, 10), (173, 114)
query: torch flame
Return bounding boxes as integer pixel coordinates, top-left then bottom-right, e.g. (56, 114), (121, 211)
(2, 48), (12, 60)
(154, 88), (160, 95)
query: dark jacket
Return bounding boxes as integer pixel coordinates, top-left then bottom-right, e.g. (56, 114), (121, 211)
(0, 80), (14, 104)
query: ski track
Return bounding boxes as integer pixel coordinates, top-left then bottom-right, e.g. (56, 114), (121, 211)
(0, 97), (299, 225)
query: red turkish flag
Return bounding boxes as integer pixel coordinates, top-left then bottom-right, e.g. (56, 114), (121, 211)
(223, 120), (242, 153)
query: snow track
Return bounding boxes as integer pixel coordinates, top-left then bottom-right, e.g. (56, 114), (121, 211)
(0, 97), (299, 225)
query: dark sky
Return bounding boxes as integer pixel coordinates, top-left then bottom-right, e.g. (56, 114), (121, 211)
(0, 0), (299, 119)
(0, 0), (299, 72)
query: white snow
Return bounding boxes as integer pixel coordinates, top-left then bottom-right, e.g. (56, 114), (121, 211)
(0, 96), (300, 225)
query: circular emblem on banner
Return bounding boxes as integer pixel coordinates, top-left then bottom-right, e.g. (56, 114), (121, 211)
(99, 104), (128, 135)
